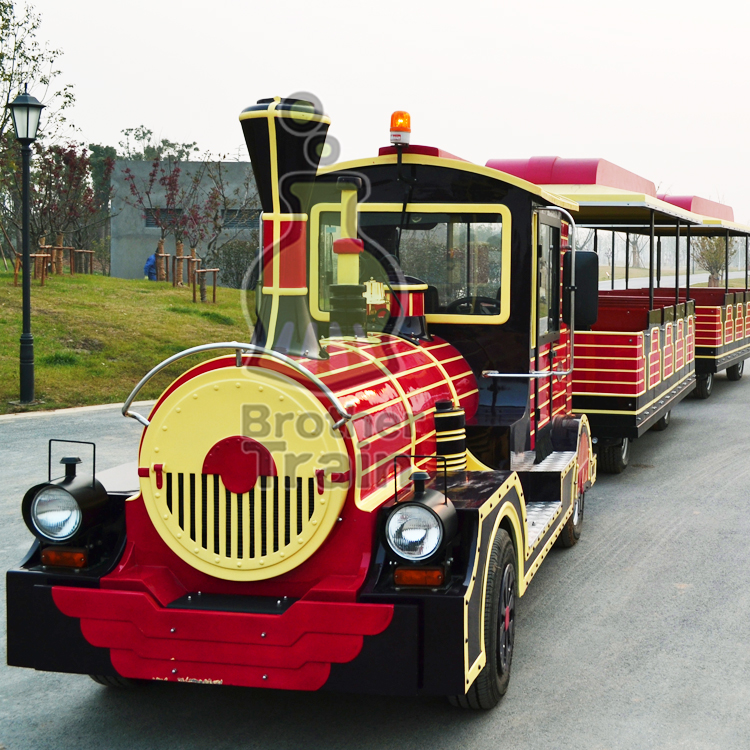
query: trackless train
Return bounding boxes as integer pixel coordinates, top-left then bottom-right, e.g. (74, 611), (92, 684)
(7, 97), (747, 708)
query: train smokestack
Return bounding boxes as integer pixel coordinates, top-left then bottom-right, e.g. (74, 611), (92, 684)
(239, 97), (331, 357)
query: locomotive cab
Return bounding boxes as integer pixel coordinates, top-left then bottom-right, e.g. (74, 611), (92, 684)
(312, 142), (598, 473)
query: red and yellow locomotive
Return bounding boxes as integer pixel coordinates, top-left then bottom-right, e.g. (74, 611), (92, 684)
(7, 98), (597, 709)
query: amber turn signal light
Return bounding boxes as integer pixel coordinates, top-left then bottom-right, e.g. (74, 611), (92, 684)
(394, 566), (445, 586)
(41, 547), (88, 568)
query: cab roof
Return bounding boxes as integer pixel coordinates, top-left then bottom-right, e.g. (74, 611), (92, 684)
(318, 145), (579, 212)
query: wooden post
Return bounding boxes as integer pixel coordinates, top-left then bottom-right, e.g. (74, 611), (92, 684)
(195, 268), (219, 303)
(189, 247), (197, 285)
(175, 240), (184, 286)
(156, 238), (165, 281)
(55, 233), (64, 274)
(192, 259), (203, 302)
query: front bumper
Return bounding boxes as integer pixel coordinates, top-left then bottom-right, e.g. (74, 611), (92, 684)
(7, 565), (422, 692)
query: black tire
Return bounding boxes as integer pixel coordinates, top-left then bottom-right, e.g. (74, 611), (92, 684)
(449, 529), (515, 710)
(651, 409), (671, 432)
(694, 372), (714, 399)
(598, 438), (630, 474)
(727, 360), (745, 381)
(89, 674), (144, 688)
(556, 491), (584, 548)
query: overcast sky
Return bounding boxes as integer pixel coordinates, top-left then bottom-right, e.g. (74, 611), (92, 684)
(31, 0), (750, 221)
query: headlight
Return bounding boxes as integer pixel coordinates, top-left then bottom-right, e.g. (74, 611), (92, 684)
(386, 504), (443, 561)
(31, 486), (82, 541)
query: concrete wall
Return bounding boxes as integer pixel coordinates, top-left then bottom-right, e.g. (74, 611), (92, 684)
(110, 160), (259, 280)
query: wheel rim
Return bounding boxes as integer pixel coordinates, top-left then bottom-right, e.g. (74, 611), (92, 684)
(620, 438), (630, 464)
(739, 361), (745, 377)
(497, 563), (515, 675)
(706, 372), (714, 393)
(663, 410), (671, 427)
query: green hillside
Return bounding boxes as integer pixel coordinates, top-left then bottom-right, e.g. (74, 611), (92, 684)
(0, 271), (256, 414)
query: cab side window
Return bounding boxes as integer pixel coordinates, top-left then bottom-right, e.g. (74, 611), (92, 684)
(538, 221), (561, 341)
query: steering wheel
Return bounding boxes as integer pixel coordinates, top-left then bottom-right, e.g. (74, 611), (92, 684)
(446, 296), (501, 315)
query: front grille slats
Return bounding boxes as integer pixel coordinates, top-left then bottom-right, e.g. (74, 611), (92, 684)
(213, 474), (221, 555)
(284, 477), (291, 547)
(260, 477), (267, 557)
(236, 492), (243, 559)
(248, 488), (255, 558)
(201, 474), (208, 549)
(189, 474), (196, 542)
(163, 472), (320, 568)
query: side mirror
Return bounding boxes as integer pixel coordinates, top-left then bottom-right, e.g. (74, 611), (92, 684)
(563, 250), (598, 329)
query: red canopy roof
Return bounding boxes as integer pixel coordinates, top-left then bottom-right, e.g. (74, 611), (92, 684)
(485, 156), (657, 197)
(657, 194), (734, 222)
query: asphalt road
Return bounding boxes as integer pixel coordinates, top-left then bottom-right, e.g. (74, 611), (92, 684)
(1, 385), (749, 750)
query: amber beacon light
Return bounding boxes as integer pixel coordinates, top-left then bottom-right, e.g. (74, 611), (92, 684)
(390, 110), (411, 145)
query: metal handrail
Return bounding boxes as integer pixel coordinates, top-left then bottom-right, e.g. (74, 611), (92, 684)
(122, 341), (354, 430)
(484, 206), (578, 381)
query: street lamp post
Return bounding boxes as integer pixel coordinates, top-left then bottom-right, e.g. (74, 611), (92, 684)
(6, 85), (44, 403)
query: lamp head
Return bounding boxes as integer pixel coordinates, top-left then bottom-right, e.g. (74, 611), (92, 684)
(7, 84), (45, 144)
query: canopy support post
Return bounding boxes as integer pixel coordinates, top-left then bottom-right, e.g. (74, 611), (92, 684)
(686, 226), (691, 302)
(675, 220), (680, 307)
(656, 235), (662, 288)
(649, 211), (655, 310)
(626, 232), (630, 290)
(725, 229), (730, 293)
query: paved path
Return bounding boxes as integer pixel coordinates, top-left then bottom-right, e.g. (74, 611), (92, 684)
(2, 388), (749, 749)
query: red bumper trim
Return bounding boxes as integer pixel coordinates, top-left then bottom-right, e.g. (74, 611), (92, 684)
(52, 586), (393, 690)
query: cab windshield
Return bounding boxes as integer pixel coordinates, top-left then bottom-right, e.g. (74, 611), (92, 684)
(318, 211), (504, 315)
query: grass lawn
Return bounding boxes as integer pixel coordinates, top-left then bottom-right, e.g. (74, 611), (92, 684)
(0, 271), (256, 414)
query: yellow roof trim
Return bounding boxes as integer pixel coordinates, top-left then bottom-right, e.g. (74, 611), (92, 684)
(700, 216), (750, 234)
(319, 154), (578, 212)
(541, 184), (700, 224)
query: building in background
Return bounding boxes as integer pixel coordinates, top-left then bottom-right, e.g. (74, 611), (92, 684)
(110, 160), (260, 286)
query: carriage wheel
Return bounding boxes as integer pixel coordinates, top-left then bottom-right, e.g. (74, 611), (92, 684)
(694, 372), (714, 399)
(651, 409), (671, 432)
(598, 438), (630, 474)
(727, 360), (744, 381)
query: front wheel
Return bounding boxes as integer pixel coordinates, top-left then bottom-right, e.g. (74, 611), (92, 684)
(598, 437), (630, 474)
(694, 372), (714, 399)
(727, 360), (745, 381)
(449, 529), (516, 710)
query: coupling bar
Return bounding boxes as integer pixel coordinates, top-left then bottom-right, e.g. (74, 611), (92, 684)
(122, 341), (354, 430)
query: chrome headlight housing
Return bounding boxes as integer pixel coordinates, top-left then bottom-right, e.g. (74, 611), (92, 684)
(30, 486), (82, 541)
(22, 469), (108, 546)
(386, 503), (444, 561)
(384, 473), (458, 564)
